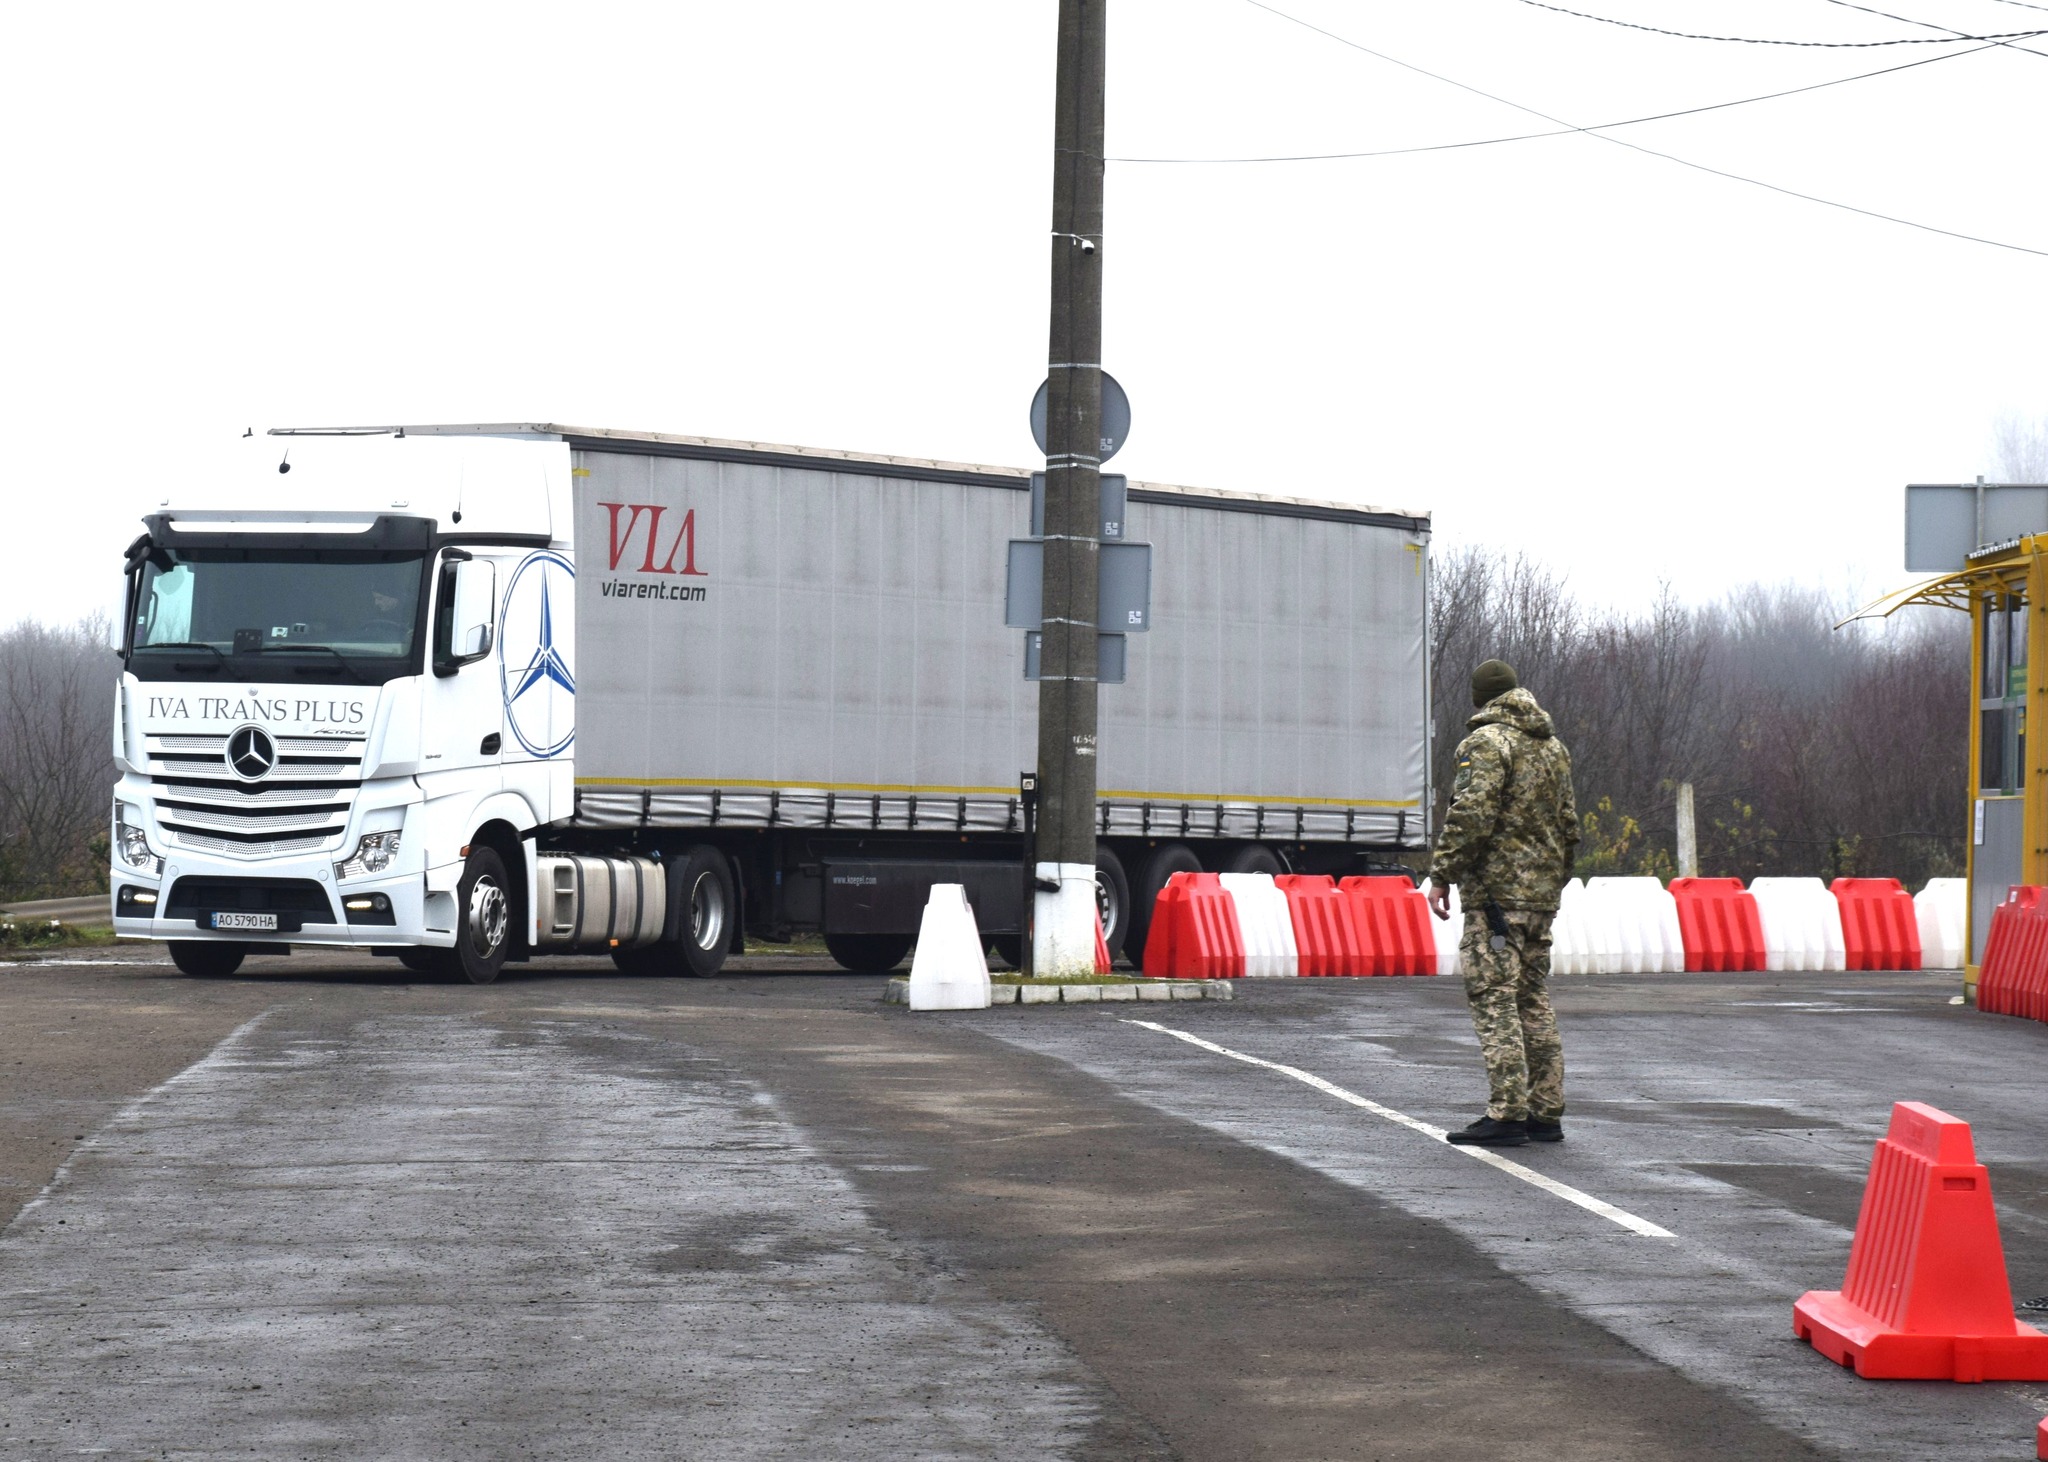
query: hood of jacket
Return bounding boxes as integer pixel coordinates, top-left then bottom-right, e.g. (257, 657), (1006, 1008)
(1468, 686), (1555, 739)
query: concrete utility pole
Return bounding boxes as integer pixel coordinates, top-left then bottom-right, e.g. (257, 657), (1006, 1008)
(1034, 0), (1107, 978)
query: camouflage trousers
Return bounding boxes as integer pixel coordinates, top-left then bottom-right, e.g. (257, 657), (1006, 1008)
(1459, 909), (1565, 1123)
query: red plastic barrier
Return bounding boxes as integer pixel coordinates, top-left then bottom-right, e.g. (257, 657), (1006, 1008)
(1141, 872), (1245, 980)
(1274, 874), (1363, 976)
(1831, 878), (1922, 972)
(1794, 1101), (2048, 1380)
(1336, 876), (1437, 977)
(1976, 887), (2048, 1018)
(1094, 911), (1112, 975)
(1669, 877), (1767, 972)
(2037, 1415), (2047, 1460)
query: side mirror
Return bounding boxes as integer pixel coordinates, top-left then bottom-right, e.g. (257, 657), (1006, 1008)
(434, 557), (498, 675)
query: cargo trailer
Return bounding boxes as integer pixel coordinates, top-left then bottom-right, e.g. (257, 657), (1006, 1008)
(110, 424), (1430, 980)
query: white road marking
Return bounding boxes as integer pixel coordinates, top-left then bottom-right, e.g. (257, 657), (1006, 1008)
(1124, 1018), (1676, 1239)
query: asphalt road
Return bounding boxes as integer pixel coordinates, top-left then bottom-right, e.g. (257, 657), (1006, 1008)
(1, 948), (2042, 1460)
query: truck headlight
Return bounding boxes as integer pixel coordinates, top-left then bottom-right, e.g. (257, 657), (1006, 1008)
(114, 804), (162, 876)
(336, 830), (402, 881)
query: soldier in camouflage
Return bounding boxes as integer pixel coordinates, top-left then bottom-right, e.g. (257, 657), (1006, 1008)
(1426, 659), (1579, 1148)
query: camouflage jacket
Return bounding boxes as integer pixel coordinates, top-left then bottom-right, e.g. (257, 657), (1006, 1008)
(1430, 688), (1579, 912)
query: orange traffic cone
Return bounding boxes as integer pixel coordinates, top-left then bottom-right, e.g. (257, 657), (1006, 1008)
(1794, 1101), (2048, 1381)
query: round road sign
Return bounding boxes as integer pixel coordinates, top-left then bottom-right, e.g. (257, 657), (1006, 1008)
(1030, 372), (1130, 464)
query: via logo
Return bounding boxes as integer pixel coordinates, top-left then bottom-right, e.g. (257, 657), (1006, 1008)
(499, 551), (576, 758)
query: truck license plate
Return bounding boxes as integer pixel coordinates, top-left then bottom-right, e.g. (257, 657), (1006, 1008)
(212, 912), (277, 931)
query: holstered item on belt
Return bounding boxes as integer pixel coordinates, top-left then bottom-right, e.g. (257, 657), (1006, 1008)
(1483, 899), (1510, 952)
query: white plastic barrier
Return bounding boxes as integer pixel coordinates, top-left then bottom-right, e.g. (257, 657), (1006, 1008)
(906, 884), (992, 1009)
(1583, 876), (1685, 974)
(1550, 878), (1591, 975)
(1748, 876), (1847, 972)
(1430, 881), (1462, 977)
(1914, 877), (1967, 970)
(1220, 872), (1299, 977)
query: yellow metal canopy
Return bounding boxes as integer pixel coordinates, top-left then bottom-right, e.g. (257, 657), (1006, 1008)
(1838, 560), (2030, 626)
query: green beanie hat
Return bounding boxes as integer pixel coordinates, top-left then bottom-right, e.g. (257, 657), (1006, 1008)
(1471, 659), (1518, 707)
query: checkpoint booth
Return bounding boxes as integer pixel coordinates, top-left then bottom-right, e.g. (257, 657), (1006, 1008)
(1858, 483), (2048, 995)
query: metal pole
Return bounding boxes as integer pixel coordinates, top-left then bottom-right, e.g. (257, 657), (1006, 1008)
(1033, 0), (1106, 977)
(1019, 772), (1039, 977)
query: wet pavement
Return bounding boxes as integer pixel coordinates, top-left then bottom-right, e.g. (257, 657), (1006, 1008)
(0, 949), (2038, 1459)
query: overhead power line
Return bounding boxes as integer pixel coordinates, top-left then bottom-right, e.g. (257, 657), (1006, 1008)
(1818, 0), (2048, 59)
(1239, 1), (2048, 260)
(1110, 42), (1994, 164)
(1510, 0), (2047, 46)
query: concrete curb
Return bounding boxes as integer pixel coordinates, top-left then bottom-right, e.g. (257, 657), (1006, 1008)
(885, 978), (1231, 1006)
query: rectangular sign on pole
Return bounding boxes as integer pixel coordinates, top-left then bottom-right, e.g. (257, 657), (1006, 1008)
(1025, 630), (1126, 684)
(1030, 472), (1127, 540)
(1005, 539), (1151, 632)
(1906, 483), (2048, 571)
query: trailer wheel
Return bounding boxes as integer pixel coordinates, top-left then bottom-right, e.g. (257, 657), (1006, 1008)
(168, 941), (245, 978)
(1125, 843), (1200, 968)
(990, 936), (1024, 971)
(1094, 843), (1130, 963)
(1221, 843), (1283, 877)
(824, 933), (913, 974)
(454, 845), (511, 984)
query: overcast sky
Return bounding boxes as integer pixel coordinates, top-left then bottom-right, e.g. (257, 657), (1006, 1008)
(3, 0), (2043, 629)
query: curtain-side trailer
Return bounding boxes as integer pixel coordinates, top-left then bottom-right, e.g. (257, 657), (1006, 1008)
(110, 424), (1430, 981)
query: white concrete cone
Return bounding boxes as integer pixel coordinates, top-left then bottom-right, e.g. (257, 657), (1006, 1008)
(906, 884), (992, 1010)
(1031, 862), (1099, 981)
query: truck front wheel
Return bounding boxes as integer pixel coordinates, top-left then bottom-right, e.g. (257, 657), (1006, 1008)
(169, 941), (246, 978)
(455, 845), (512, 984)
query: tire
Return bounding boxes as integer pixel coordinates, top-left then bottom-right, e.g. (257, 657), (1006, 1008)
(825, 932), (913, 974)
(1094, 843), (1131, 964)
(598, 846), (736, 978)
(1124, 843), (1201, 969)
(398, 948), (457, 977)
(454, 845), (512, 984)
(990, 935), (1024, 971)
(1221, 843), (1283, 877)
(168, 941), (245, 978)
(673, 846), (736, 977)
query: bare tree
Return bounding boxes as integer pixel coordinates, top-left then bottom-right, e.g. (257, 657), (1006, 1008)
(0, 617), (117, 902)
(1992, 411), (2048, 483)
(1428, 551), (1967, 889)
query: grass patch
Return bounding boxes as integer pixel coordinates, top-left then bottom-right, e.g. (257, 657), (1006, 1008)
(991, 973), (1156, 985)
(0, 921), (119, 958)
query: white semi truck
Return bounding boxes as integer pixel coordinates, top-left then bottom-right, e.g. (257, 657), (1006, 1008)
(111, 424), (1431, 981)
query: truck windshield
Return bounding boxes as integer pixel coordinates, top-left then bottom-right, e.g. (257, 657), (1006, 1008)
(127, 548), (428, 684)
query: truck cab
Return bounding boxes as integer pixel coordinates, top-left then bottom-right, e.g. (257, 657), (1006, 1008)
(110, 430), (572, 981)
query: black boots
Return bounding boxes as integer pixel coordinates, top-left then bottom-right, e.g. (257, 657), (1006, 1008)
(1447, 1116), (1528, 1147)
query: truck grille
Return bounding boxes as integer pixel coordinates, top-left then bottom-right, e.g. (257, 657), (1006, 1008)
(146, 732), (366, 858)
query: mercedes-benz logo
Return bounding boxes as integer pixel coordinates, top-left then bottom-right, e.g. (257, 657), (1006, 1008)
(225, 726), (277, 781)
